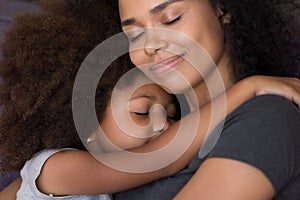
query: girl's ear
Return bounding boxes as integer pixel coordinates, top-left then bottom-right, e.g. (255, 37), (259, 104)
(215, 5), (232, 26)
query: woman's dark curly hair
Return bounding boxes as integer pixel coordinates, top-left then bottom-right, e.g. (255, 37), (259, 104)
(0, 0), (134, 172)
(209, 0), (300, 81)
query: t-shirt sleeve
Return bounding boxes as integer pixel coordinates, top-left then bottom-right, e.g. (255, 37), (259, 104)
(17, 149), (112, 200)
(207, 95), (300, 195)
(17, 149), (71, 199)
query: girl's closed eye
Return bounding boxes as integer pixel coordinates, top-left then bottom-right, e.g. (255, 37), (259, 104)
(132, 111), (149, 117)
(129, 99), (151, 119)
(132, 109), (176, 120)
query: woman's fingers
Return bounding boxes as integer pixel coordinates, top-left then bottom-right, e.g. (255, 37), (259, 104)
(254, 76), (300, 109)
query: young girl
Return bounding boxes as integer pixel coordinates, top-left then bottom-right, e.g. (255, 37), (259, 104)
(0, 3), (181, 198)
(16, 61), (180, 199)
(1, 0), (300, 199)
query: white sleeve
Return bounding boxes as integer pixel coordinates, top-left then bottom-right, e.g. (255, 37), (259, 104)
(17, 148), (112, 200)
(17, 149), (71, 199)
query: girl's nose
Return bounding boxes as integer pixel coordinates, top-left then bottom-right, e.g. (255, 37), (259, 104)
(149, 104), (170, 133)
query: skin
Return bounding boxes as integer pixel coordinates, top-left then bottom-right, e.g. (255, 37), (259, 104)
(28, 73), (183, 196)
(118, 0), (300, 199)
(120, 0), (234, 105)
(4, 76), (298, 200)
(94, 73), (177, 151)
(1, 0), (300, 198)
(0, 178), (21, 200)
(3, 75), (299, 199)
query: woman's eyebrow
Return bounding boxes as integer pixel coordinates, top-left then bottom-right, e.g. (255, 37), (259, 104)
(121, 18), (135, 27)
(150, 0), (183, 14)
(121, 0), (183, 27)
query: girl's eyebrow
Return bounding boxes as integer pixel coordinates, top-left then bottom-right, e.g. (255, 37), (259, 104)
(121, 0), (183, 27)
(130, 95), (153, 101)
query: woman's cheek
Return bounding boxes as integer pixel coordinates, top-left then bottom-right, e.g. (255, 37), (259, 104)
(129, 49), (145, 67)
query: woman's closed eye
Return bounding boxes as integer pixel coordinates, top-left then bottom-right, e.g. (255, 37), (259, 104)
(127, 16), (182, 42)
(162, 15), (182, 26)
(127, 16), (182, 43)
(129, 31), (144, 43)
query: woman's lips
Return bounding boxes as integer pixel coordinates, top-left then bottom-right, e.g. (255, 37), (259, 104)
(150, 55), (183, 74)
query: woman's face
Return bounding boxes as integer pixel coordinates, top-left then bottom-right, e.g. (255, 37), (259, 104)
(119, 0), (228, 93)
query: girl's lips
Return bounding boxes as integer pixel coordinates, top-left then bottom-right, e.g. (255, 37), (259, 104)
(150, 55), (183, 74)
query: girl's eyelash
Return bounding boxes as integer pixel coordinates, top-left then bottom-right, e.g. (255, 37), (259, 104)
(133, 112), (178, 120)
(163, 16), (182, 25)
(133, 112), (149, 116)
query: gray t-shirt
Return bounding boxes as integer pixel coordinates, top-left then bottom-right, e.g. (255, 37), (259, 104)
(114, 95), (300, 199)
(208, 95), (300, 199)
(17, 149), (111, 200)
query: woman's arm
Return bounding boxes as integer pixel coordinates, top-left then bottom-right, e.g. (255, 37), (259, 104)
(174, 158), (274, 200)
(37, 76), (300, 196)
(0, 178), (21, 200)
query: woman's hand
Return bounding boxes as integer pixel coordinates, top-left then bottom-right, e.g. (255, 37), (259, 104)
(241, 76), (300, 108)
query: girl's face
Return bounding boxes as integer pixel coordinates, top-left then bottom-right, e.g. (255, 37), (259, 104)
(119, 0), (229, 93)
(99, 74), (177, 151)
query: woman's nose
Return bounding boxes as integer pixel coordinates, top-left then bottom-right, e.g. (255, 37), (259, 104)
(150, 104), (170, 133)
(144, 29), (168, 56)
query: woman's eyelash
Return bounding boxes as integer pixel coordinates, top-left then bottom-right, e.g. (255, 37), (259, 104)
(130, 32), (144, 42)
(129, 16), (181, 42)
(163, 16), (181, 25)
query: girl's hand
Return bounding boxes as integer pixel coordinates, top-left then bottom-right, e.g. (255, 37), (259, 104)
(243, 76), (300, 108)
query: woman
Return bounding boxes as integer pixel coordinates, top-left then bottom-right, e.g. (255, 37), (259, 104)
(1, 0), (300, 199)
(115, 0), (300, 199)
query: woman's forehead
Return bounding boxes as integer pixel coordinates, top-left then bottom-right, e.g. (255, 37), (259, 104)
(119, 0), (184, 14)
